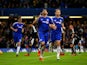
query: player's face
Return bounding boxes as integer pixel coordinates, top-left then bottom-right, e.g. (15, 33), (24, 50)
(55, 9), (61, 16)
(42, 9), (48, 16)
(18, 17), (22, 22)
(69, 25), (73, 30)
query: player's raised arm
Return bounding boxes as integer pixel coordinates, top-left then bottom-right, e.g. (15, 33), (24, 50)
(33, 18), (38, 25)
(33, 13), (42, 25)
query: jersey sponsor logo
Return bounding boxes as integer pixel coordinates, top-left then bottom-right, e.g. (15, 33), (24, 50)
(17, 25), (23, 28)
(42, 21), (49, 24)
(54, 19), (62, 24)
(41, 18), (50, 24)
(56, 21), (62, 24)
(53, 20), (61, 24)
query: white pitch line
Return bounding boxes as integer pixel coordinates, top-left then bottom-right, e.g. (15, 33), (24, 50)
(44, 55), (55, 58)
(0, 55), (56, 64)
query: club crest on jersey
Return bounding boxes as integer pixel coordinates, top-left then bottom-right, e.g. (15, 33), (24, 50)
(41, 19), (43, 21)
(47, 19), (49, 22)
(60, 19), (62, 22)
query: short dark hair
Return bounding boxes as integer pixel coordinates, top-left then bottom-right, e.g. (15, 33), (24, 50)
(17, 16), (21, 20)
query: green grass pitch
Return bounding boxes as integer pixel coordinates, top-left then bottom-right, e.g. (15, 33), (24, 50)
(0, 52), (87, 65)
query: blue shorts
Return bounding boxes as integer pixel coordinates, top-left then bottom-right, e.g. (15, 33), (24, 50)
(51, 31), (62, 43)
(38, 31), (49, 44)
(13, 33), (22, 43)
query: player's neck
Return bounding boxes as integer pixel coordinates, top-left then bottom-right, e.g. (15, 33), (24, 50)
(56, 15), (60, 18)
(18, 21), (22, 23)
(42, 15), (47, 18)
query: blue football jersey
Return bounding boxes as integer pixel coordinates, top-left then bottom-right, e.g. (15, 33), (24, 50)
(38, 16), (52, 32)
(12, 22), (24, 34)
(52, 17), (64, 33)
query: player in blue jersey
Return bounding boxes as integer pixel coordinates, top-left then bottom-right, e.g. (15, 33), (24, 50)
(33, 9), (56, 61)
(10, 16), (24, 57)
(51, 9), (65, 60)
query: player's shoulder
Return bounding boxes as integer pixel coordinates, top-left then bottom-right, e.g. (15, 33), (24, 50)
(59, 17), (64, 22)
(46, 16), (51, 18)
(45, 16), (52, 20)
(20, 22), (24, 25)
(52, 16), (56, 19)
(18, 22), (24, 26)
(38, 16), (43, 20)
(60, 17), (63, 19)
(46, 16), (52, 21)
(13, 22), (18, 26)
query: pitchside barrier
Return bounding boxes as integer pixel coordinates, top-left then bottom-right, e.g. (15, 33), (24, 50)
(0, 8), (87, 16)
(0, 48), (87, 52)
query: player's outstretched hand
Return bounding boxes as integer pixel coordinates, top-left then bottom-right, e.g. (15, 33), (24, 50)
(14, 29), (18, 32)
(49, 24), (57, 30)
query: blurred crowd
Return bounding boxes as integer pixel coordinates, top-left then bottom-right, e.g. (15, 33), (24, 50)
(0, 18), (87, 48)
(0, 0), (87, 8)
(64, 20), (87, 48)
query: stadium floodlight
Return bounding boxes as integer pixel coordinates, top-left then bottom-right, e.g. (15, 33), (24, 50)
(0, 16), (34, 19)
(69, 16), (83, 18)
(0, 16), (9, 19)
(21, 16), (34, 19)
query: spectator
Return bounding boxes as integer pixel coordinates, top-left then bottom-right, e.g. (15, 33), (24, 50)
(0, 0), (86, 8)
